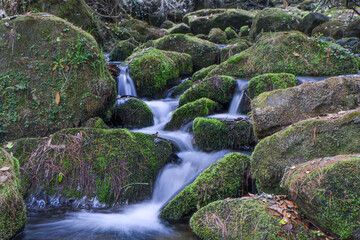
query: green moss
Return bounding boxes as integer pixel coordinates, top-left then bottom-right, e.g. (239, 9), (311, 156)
(208, 28), (227, 44)
(283, 155), (360, 239)
(190, 198), (317, 240)
(171, 80), (194, 97)
(160, 153), (250, 220)
(251, 110), (360, 194)
(193, 117), (255, 151)
(312, 21), (344, 39)
(179, 75), (236, 106)
(127, 47), (192, 97)
(167, 23), (191, 34)
(191, 65), (218, 82)
(110, 39), (138, 61)
(208, 31), (358, 78)
(219, 41), (249, 62)
(164, 98), (216, 130)
(248, 73), (299, 99)
(224, 27), (238, 40)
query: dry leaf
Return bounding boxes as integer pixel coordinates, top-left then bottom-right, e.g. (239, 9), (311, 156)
(292, 52), (300, 57)
(0, 167), (10, 172)
(55, 92), (60, 105)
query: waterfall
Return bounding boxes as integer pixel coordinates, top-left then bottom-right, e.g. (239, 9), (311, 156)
(113, 63), (137, 97)
(228, 79), (249, 115)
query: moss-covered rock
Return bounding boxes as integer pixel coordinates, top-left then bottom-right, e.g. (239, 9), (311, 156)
(344, 18), (360, 38)
(160, 153), (250, 220)
(126, 47), (192, 97)
(0, 148), (26, 240)
(252, 75), (360, 139)
(301, 12), (329, 35)
(151, 34), (219, 70)
(282, 155), (360, 239)
(111, 97), (154, 128)
(191, 65), (218, 82)
(84, 117), (108, 129)
(250, 8), (302, 38)
(11, 128), (172, 207)
(164, 98), (216, 130)
(312, 21), (345, 39)
(248, 73), (298, 99)
(251, 110), (360, 194)
(109, 39), (138, 62)
(207, 31), (358, 78)
(219, 41), (249, 62)
(208, 28), (227, 44)
(224, 27), (238, 39)
(0, 14), (115, 142)
(193, 117), (255, 151)
(167, 23), (191, 34)
(190, 198), (317, 240)
(160, 20), (175, 29)
(171, 80), (194, 97)
(183, 9), (254, 35)
(179, 75), (236, 107)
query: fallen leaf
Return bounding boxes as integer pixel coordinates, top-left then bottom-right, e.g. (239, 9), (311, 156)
(292, 52), (300, 57)
(0, 167), (10, 171)
(55, 92), (60, 105)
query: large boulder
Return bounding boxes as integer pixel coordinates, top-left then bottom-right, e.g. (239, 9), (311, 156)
(251, 109), (360, 194)
(0, 14), (116, 142)
(190, 197), (318, 240)
(250, 8), (302, 38)
(179, 75), (236, 107)
(160, 153), (250, 220)
(0, 148), (27, 240)
(127, 47), (193, 98)
(301, 12), (329, 35)
(282, 155), (360, 240)
(247, 73), (298, 99)
(312, 21), (345, 39)
(193, 117), (255, 151)
(111, 97), (154, 128)
(252, 75), (360, 139)
(183, 9), (254, 35)
(164, 98), (216, 131)
(345, 18), (360, 38)
(151, 34), (219, 70)
(207, 31), (358, 78)
(10, 128), (173, 208)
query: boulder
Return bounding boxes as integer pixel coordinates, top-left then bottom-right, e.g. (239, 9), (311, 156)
(192, 0), (274, 11)
(109, 39), (138, 62)
(151, 34), (219, 70)
(193, 117), (255, 151)
(12, 128), (173, 207)
(0, 14), (116, 142)
(344, 18), (360, 38)
(191, 65), (218, 82)
(164, 98), (216, 131)
(190, 197), (317, 240)
(206, 31), (358, 78)
(251, 109), (360, 194)
(247, 73), (299, 99)
(167, 23), (191, 34)
(301, 12), (329, 35)
(111, 97), (154, 128)
(224, 27), (238, 39)
(160, 153), (250, 220)
(250, 8), (302, 38)
(83, 117), (108, 129)
(179, 75), (236, 106)
(127, 48), (193, 98)
(282, 154), (360, 239)
(219, 41), (250, 62)
(208, 28), (227, 44)
(312, 21), (344, 39)
(183, 9), (254, 35)
(171, 80), (194, 97)
(252, 75), (360, 139)
(160, 20), (175, 29)
(0, 149), (27, 240)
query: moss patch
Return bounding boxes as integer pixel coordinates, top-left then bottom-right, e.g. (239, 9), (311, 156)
(191, 65), (218, 82)
(171, 80), (194, 97)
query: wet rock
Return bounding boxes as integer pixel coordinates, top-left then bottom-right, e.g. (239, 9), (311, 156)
(208, 28), (227, 44)
(282, 154), (360, 239)
(193, 117), (255, 151)
(301, 12), (328, 35)
(160, 153), (250, 220)
(251, 109), (360, 194)
(171, 80), (194, 97)
(252, 75), (360, 138)
(109, 39), (138, 62)
(191, 65), (218, 82)
(312, 21), (344, 39)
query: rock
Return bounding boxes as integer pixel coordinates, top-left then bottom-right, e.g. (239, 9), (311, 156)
(239, 25), (250, 37)
(171, 80), (194, 97)
(282, 154), (360, 239)
(14, 128), (173, 207)
(299, 0), (317, 11)
(193, 0), (274, 11)
(0, 149), (26, 240)
(160, 153), (250, 220)
(151, 34), (219, 70)
(164, 98), (216, 130)
(195, 33), (208, 40)
(191, 65), (218, 82)
(183, 9), (254, 35)
(251, 109), (360, 194)
(252, 75), (360, 139)
(109, 39), (138, 62)
(219, 41), (249, 62)
(193, 117), (255, 151)
(352, 42), (360, 54)
(160, 20), (175, 29)
(206, 31), (358, 78)
(127, 47), (193, 98)
(0, 14), (116, 142)
(301, 12), (329, 35)
(208, 28), (227, 44)
(179, 75), (236, 107)
(167, 23), (191, 34)
(247, 73), (299, 99)
(111, 97), (154, 128)
(148, 11), (166, 27)
(84, 117), (108, 129)
(190, 197), (317, 240)
(224, 27), (238, 39)
(312, 21), (344, 40)
(344, 18), (360, 38)
(250, 8), (302, 38)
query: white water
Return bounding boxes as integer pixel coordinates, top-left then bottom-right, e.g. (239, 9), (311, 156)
(114, 63), (137, 97)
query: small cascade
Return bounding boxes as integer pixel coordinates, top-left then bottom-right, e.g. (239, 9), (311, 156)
(114, 63), (137, 97)
(228, 79), (249, 115)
